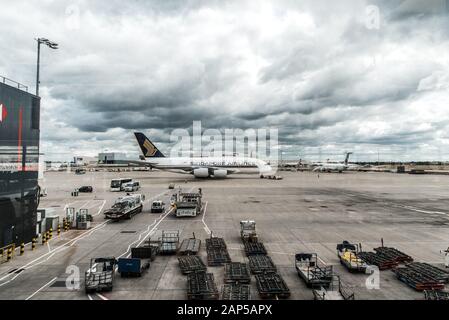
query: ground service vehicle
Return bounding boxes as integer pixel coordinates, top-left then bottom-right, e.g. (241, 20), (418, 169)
(124, 181), (140, 192)
(175, 192), (202, 217)
(240, 220), (257, 242)
(151, 200), (165, 213)
(110, 178), (132, 191)
(75, 168), (86, 175)
(337, 241), (369, 273)
(78, 186), (93, 193)
(104, 194), (144, 221)
(85, 257), (117, 293)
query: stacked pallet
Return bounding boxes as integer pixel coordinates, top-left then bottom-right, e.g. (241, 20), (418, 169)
(224, 262), (251, 284)
(373, 247), (413, 263)
(243, 241), (267, 256)
(222, 283), (251, 300)
(206, 237), (231, 266)
(255, 273), (290, 299)
(405, 262), (449, 283)
(358, 251), (399, 270)
(394, 267), (445, 291)
(424, 290), (449, 300)
(187, 272), (219, 300)
(178, 256), (207, 275)
(248, 255), (277, 274)
(221, 262), (251, 300)
(178, 238), (201, 255)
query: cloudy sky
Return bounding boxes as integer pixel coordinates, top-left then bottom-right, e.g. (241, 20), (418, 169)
(1, 0), (448, 161)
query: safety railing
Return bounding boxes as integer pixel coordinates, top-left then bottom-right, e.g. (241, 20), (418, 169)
(1, 75), (29, 92)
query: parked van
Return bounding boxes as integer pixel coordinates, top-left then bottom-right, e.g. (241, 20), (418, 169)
(124, 181), (140, 192)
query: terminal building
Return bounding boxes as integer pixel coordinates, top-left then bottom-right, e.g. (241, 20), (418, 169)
(0, 78), (40, 247)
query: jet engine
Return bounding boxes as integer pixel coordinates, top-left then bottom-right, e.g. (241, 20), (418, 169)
(212, 169), (227, 178)
(193, 168), (209, 178)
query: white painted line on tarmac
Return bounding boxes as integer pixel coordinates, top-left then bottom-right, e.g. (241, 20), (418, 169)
(88, 294), (93, 300)
(96, 293), (108, 300)
(0, 189), (170, 288)
(92, 200), (107, 216)
(117, 190), (172, 259)
(0, 221), (110, 286)
(25, 277), (57, 300)
(201, 201), (211, 235)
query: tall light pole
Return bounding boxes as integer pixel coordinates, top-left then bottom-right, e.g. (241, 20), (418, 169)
(35, 38), (58, 96)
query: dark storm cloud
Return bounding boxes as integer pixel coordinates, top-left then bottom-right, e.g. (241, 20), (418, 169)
(0, 0), (448, 160)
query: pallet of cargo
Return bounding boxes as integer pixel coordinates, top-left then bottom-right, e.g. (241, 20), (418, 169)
(405, 262), (449, 283)
(423, 290), (449, 300)
(187, 272), (219, 300)
(224, 262), (251, 284)
(255, 273), (290, 299)
(178, 256), (207, 274)
(358, 251), (398, 270)
(373, 247), (413, 263)
(178, 238), (201, 255)
(243, 241), (267, 256)
(222, 283), (251, 300)
(206, 247), (231, 266)
(206, 237), (227, 249)
(394, 267), (445, 291)
(248, 255), (277, 274)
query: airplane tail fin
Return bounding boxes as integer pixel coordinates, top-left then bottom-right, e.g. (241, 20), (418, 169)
(344, 152), (353, 165)
(134, 132), (165, 158)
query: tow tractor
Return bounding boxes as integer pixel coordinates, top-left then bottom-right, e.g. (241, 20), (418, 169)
(104, 194), (145, 221)
(337, 241), (369, 273)
(240, 220), (257, 242)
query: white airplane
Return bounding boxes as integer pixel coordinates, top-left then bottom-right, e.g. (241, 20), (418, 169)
(132, 132), (273, 178)
(311, 152), (353, 173)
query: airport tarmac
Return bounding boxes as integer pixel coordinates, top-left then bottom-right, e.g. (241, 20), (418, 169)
(0, 170), (448, 300)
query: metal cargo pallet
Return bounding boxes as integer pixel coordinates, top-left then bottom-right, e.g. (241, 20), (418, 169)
(222, 283), (251, 300)
(358, 252), (398, 270)
(424, 290), (449, 300)
(255, 273), (290, 299)
(394, 267), (445, 291)
(178, 238), (201, 255)
(224, 262), (251, 284)
(405, 262), (449, 283)
(373, 247), (413, 263)
(206, 247), (231, 266)
(187, 272), (219, 300)
(206, 237), (227, 249)
(244, 241), (267, 256)
(248, 255), (277, 274)
(178, 256), (207, 274)
(159, 231), (179, 255)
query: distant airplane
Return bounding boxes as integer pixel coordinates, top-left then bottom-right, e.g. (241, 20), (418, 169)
(311, 152), (353, 173)
(130, 132), (273, 178)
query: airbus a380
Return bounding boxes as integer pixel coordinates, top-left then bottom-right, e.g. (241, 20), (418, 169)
(132, 132), (273, 178)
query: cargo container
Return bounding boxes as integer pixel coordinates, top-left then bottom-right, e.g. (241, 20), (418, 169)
(117, 258), (150, 277)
